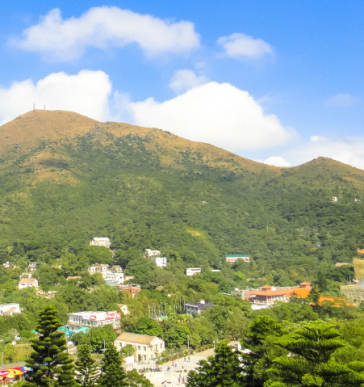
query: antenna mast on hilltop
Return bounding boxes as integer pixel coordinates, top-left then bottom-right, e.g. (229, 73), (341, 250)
(33, 103), (35, 111)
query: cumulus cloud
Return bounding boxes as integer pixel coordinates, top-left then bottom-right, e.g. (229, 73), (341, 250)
(129, 82), (296, 150)
(11, 7), (200, 61)
(311, 135), (328, 142)
(263, 156), (291, 167)
(284, 137), (364, 169)
(326, 93), (361, 107)
(0, 70), (112, 124)
(168, 69), (208, 92)
(217, 33), (273, 59)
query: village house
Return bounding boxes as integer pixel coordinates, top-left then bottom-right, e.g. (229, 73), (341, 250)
(151, 257), (167, 268)
(66, 311), (121, 333)
(145, 249), (161, 257)
(225, 254), (250, 263)
(0, 303), (21, 316)
(185, 300), (214, 315)
(115, 332), (165, 362)
(90, 237), (111, 248)
(18, 278), (38, 290)
(88, 264), (124, 285)
(186, 268), (201, 277)
(28, 262), (37, 272)
(119, 284), (141, 297)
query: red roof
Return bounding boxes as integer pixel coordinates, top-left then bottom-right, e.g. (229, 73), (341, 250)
(300, 281), (311, 286)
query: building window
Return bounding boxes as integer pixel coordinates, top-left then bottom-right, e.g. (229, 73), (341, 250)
(138, 346), (141, 350)
(160, 343), (163, 349)
(143, 355), (146, 361)
(144, 346), (147, 352)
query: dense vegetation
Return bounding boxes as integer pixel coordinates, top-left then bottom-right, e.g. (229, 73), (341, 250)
(0, 112), (364, 373)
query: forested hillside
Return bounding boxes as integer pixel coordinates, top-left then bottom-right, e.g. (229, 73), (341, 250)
(0, 110), (363, 289)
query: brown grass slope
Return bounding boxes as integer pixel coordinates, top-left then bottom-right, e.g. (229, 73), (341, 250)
(1, 110), (364, 187)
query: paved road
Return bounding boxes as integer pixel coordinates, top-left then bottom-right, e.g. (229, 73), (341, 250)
(125, 349), (215, 387)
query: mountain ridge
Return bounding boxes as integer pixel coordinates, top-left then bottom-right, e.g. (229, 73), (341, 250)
(1, 110), (363, 179)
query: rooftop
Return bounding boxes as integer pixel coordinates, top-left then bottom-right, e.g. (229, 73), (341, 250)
(19, 278), (37, 283)
(116, 332), (161, 345)
(93, 237), (110, 241)
(225, 254), (249, 257)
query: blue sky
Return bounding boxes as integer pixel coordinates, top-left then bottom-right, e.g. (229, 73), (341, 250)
(1, 1), (364, 168)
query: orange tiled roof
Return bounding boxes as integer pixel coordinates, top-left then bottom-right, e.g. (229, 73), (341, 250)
(316, 296), (353, 307)
(291, 289), (311, 298)
(300, 281), (311, 286)
(357, 249), (364, 255)
(250, 288), (296, 297)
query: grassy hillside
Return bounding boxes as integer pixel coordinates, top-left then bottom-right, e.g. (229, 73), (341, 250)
(0, 110), (363, 288)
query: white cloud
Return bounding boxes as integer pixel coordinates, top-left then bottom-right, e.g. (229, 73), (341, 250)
(168, 70), (208, 92)
(285, 137), (364, 169)
(217, 33), (273, 59)
(264, 156), (291, 167)
(0, 70), (112, 124)
(129, 82), (296, 150)
(326, 93), (361, 107)
(11, 7), (200, 61)
(310, 135), (327, 142)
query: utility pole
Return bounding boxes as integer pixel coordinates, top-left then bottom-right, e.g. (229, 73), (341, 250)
(187, 335), (189, 350)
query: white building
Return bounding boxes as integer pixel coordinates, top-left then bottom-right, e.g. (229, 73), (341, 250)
(28, 262), (37, 271)
(18, 278), (38, 290)
(67, 311), (121, 333)
(88, 264), (124, 285)
(145, 249), (161, 257)
(151, 257), (167, 268)
(115, 332), (165, 362)
(90, 238), (111, 248)
(332, 197), (338, 202)
(186, 268), (201, 277)
(117, 304), (130, 315)
(0, 304), (21, 316)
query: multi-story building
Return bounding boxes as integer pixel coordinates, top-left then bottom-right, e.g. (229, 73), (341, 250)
(145, 249), (161, 257)
(225, 255), (250, 263)
(119, 284), (141, 297)
(185, 300), (214, 315)
(0, 304), (21, 316)
(115, 332), (165, 362)
(151, 257), (167, 268)
(66, 311), (121, 333)
(90, 238), (111, 248)
(28, 262), (37, 271)
(88, 264), (124, 285)
(18, 278), (38, 290)
(186, 268), (201, 277)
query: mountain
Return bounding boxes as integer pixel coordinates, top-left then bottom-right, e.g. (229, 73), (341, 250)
(0, 110), (363, 285)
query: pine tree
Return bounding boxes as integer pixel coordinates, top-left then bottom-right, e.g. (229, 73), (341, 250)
(266, 321), (364, 387)
(241, 316), (285, 387)
(75, 344), (98, 387)
(98, 342), (126, 387)
(186, 341), (243, 387)
(24, 305), (77, 387)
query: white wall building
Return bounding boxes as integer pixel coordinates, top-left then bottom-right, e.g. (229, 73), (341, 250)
(115, 332), (165, 362)
(186, 268), (201, 277)
(18, 278), (38, 290)
(151, 257), (167, 268)
(90, 238), (111, 248)
(88, 264), (124, 285)
(28, 262), (37, 271)
(145, 249), (161, 257)
(0, 303), (21, 316)
(67, 311), (121, 333)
